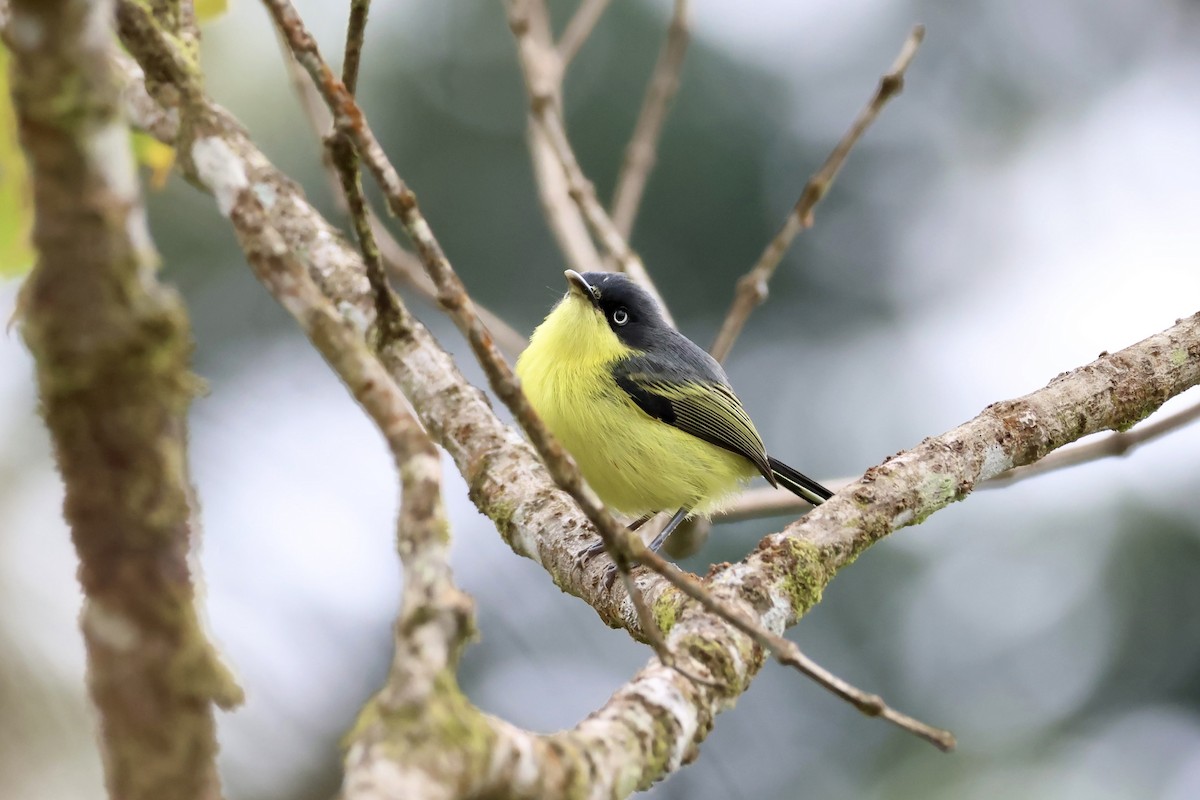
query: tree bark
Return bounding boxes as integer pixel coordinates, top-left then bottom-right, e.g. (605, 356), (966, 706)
(7, 2), (238, 798)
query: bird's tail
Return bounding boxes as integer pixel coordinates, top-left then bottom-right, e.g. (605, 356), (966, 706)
(768, 456), (834, 506)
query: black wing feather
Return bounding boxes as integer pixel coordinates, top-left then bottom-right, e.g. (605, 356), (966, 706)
(612, 332), (776, 484)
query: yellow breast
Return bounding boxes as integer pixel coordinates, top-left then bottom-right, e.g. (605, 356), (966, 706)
(515, 294), (754, 515)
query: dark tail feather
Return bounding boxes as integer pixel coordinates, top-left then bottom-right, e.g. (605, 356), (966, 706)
(768, 456), (834, 506)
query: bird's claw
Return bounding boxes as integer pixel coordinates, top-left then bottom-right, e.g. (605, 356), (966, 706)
(576, 536), (631, 590)
(602, 562), (621, 590)
(574, 536), (608, 572)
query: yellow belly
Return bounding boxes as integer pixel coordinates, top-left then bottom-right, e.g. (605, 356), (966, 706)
(517, 345), (755, 515)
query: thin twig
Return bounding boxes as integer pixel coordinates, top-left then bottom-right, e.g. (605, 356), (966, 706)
(264, 0), (949, 748)
(638, 547), (954, 749)
(508, 0), (674, 325)
(328, 0), (404, 337)
(341, 0), (370, 95)
(272, 23), (527, 355)
(556, 0), (611, 68)
(715, 481), (848, 524)
(709, 25), (925, 363)
(610, 0), (689, 239)
(521, 1), (606, 277)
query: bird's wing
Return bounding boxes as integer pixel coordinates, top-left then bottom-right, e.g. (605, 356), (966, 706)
(612, 348), (775, 484)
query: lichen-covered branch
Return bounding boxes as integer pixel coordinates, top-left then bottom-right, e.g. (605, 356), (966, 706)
(5, 2), (239, 799)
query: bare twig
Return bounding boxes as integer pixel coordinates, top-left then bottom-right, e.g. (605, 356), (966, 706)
(709, 25), (925, 363)
(265, 0), (946, 747)
(715, 480), (851, 524)
(508, 0), (674, 324)
(341, 0), (370, 95)
(517, 2), (607, 277)
(556, 0), (611, 68)
(272, 24), (527, 355)
(8, 2), (238, 798)
(636, 546), (954, 749)
(326, 0), (404, 336)
(610, 0), (689, 239)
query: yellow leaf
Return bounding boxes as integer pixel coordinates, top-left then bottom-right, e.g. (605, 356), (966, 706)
(132, 131), (176, 189)
(195, 0), (229, 23)
(0, 43), (35, 280)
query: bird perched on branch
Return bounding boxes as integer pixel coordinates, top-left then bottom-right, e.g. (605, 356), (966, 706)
(516, 270), (832, 557)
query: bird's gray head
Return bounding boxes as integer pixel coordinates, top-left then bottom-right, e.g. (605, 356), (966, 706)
(565, 270), (669, 350)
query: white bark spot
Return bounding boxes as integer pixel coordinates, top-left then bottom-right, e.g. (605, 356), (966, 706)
(82, 601), (140, 651)
(631, 670), (699, 771)
(253, 182), (277, 210)
(81, 0), (111, 50)
(192, 136), (248, 216)
(488, 729), (541, 795)
(337, 300), (371, 335)
(88, 120), (138, 203)
(759, 585), (791, 634)
(979, 442), (1013, 480)
(7, 14), (43, 49)
(342, 754), (451, 800)
(510, 518), (542, 565)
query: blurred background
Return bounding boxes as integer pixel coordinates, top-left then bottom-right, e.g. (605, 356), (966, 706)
(3, 0), (1200, 798)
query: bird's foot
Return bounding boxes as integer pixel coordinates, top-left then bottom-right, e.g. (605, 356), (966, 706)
(575, 536), (606, 568)
(602, 562), (622, 590)
(577, 535), (634, 590)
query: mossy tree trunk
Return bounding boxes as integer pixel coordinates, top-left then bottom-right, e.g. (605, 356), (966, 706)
(6, 1), (238, 799)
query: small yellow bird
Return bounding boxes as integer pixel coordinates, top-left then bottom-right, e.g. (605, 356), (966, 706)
(516, 270), (832, 555)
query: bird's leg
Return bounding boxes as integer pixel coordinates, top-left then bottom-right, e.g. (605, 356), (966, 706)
(578, 513), (656, 564)
(646, 507), (690, 553)
(628, 513), (655, 532)
(601, 507), (690, 589)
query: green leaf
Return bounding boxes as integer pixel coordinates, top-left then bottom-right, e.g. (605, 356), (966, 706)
(195, 0), (229, 23)
(0, 43), (35, 279)
(132, 130), (176, 189)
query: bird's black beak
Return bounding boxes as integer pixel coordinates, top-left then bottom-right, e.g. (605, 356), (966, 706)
(564, 270), (598, 306)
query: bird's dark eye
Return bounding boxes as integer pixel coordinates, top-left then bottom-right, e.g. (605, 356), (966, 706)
(612, 307), (629, 326)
